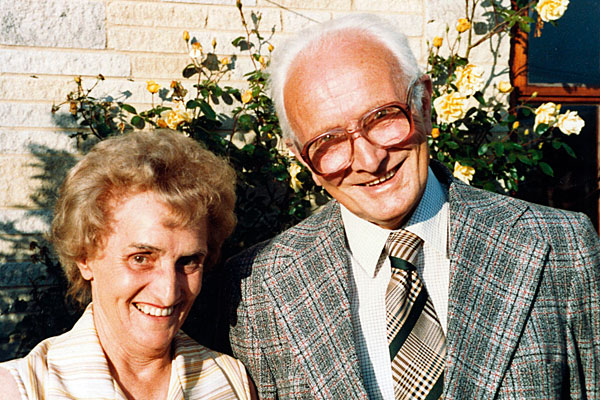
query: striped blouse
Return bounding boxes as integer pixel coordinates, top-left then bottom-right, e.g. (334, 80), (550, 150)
(0, 305), (251, 399)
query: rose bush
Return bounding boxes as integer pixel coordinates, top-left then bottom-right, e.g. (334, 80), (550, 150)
(428, 0), (583, 191)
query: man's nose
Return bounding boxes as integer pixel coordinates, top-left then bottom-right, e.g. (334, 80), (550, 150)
(351, 136), (387, 172)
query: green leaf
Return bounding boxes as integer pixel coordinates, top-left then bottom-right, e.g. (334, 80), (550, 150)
(518, 155), (532, 165)
(202, 54), (220, 71)
(535, 123), (549, 135)
(561, 142), (577, 158)
(183, 65), (198, 78)
(519, 21), (531, 33)
(231, 36), (245, 46)
(522, 108), (531, 117)
(477, 143), (488, 156)
(539, 162), (554, 177)
(446, 141), (459, 149)
(552, 140), (561, 149)
(494, 142), (505, 157)
(120, 103), (137, 114)
(131, 115), (145, 129)
(474, 92), (485, 106)
(199, 101), (216, 120)
(186, 100), (200, 109)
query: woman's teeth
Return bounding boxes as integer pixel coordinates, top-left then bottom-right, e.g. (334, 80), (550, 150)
(365, 168), (396, 187)
(135, 303), (174, 317)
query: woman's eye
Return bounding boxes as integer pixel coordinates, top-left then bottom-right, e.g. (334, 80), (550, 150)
(130, 254), (152, 267)
(177, 255), (204, 274)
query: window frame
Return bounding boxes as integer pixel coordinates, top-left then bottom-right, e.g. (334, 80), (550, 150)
(510, 2), (600, 104)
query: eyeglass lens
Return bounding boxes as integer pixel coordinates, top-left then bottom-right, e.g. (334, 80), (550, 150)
(307, 104), (412, 174)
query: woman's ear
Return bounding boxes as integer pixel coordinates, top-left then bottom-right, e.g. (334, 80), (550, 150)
(76, 259), (94, 281)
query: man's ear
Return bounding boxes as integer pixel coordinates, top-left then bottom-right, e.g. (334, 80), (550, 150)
(416, 74), (434, 134)
(285, 139), (323, 186)
(76, 259), (94, 281)
(418, 74), (433, 119)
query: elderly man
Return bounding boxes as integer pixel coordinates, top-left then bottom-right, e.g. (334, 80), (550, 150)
(225, 14), (600, 399)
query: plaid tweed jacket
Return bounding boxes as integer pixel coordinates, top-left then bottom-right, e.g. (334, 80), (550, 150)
(227, 161), (600, 399)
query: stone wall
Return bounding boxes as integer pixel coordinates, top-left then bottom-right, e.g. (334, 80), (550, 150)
(0, 0), (509, 359)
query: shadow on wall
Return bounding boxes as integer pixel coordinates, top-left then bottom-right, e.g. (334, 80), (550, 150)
(0, 139), (81, 361)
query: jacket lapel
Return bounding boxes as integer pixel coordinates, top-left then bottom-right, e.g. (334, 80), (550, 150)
(444, 181), (548, 399)
(263, 203), (368, 399)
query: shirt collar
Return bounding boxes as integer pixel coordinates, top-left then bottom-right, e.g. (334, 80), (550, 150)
(341, 167), (448, 277)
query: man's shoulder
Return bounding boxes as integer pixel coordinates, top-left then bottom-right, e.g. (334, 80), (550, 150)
(227, 200), (343, 267)
(451, 181), (595, 243)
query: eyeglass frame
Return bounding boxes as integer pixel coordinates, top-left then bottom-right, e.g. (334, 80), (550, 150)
(297, 76), (421, 176)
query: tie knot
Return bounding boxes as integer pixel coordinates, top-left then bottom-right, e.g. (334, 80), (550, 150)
(385, 229), (423, 266)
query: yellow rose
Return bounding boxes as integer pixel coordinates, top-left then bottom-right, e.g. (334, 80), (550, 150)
(431, 127), (440, 138)
(556, 110), (585, 135)
(512, 121), (520, 130)
(161, 101), (192, 129)
(183, 31), (190, 42)
(288, 163), (303, 192)
(534, 102), (559, 131)
(432, 36), (443, 48)
(433, 92), (473, 124)
(259, 55), (266, 67)
(524, 128), (530, 136)
(221, 57), (230, 65)
(162, 110), (183, 129)
(146, 80), (160, 94)
(536, 0), (569, 22)
(456, 18), (471, 33)
(498, 81), (513, 93)
(212, 38), (217, 48)
(241, 89), (253, 104)
(157, 118), (168, 128)
(453, 161), (475, 184)
(455, 64), (484, 96)
(268, 43), (274, 52)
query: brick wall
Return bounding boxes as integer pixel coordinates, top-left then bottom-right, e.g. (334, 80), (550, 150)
(0, 0), (509, 359)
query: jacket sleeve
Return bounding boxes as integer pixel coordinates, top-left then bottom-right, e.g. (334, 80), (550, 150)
(566, 213), (600, 398)
(227, 246), (279, 400)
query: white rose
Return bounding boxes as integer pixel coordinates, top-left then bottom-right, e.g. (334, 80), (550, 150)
(455, 64), (485, 96)
(536, 0), (569, 22)
(433, 92), (475, 124)
(534, 102), (559, 131)
(556, 110), (585, 135)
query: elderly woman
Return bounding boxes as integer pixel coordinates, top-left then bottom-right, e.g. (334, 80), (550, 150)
(0, 130), (255, 399)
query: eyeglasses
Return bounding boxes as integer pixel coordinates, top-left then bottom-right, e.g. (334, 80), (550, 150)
(299, 78), (419, 176)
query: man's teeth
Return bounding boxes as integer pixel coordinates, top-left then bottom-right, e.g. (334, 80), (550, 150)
(135, 303), (174, 317)
(365, 169), (396, 187)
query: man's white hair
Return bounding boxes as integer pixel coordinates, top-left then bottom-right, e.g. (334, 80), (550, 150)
(269, 13), (423, 144)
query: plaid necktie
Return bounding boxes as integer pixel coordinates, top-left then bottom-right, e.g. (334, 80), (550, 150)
(384, 229), (446, 399)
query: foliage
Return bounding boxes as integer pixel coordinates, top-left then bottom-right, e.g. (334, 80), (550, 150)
(53, 3), (327, 257)
(2, 242), (79, 358)
(427, 0), (583, 193)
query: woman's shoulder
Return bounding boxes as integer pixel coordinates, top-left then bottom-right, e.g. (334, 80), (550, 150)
(0, 335), (57, 400)
(174, 331), (247, 374)
(0, 365), (22, 399)
(173, 332), (252, 399)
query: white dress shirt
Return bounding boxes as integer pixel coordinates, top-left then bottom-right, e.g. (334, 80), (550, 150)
(341, 167), (450, 400)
